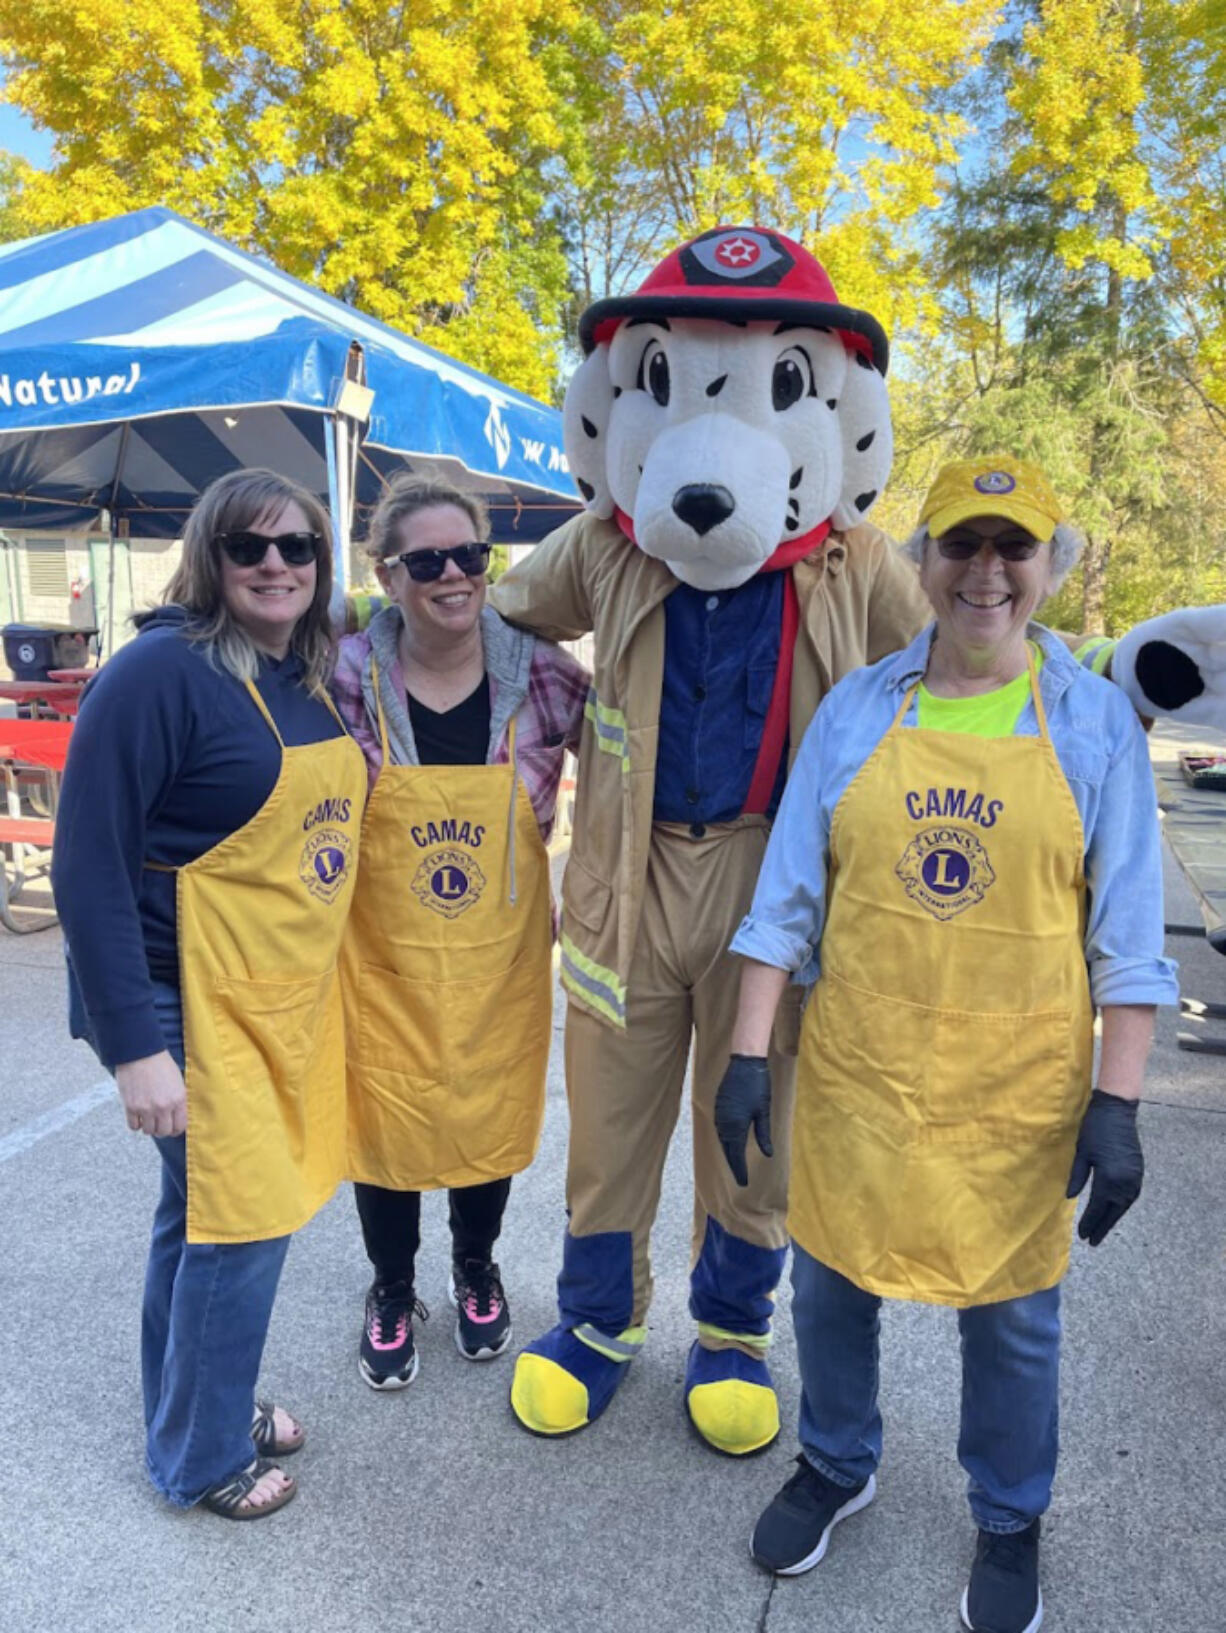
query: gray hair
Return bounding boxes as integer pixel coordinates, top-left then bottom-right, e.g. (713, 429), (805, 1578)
(901, 521), (1085, 594)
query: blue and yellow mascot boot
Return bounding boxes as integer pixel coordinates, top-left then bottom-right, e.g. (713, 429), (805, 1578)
(511, 1231), (644, 1436)
(684, 1220), (786, 1456)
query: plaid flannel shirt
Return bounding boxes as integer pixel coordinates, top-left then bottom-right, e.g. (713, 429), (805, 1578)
(331, 623), (589, 843)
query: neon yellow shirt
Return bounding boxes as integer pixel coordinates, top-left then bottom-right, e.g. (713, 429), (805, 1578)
(916, 644), (1045, 738)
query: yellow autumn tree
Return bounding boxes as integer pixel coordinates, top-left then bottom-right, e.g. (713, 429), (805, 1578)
(559, 0), (1003, 338)
(0, 0), (585, 397)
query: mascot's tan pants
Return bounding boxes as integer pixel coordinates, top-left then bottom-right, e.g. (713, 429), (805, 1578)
(564, 818), (801, 1329)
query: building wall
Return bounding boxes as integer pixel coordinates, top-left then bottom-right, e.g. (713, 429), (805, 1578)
(1, 531), (182, 646)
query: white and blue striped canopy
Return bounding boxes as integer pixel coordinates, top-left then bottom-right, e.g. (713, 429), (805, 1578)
(0, 207), (579, 540)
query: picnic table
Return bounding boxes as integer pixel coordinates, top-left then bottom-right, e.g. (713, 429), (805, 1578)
(0, 678), (84, 717)
(0, 718), (72, 934)
(1151, 727), (1226, 1053)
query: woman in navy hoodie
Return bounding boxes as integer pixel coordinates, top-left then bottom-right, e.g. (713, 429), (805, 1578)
(53, 470), (366, 1519)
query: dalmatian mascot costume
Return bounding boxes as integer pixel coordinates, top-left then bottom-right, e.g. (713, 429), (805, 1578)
(486, 225), (1224, 1458)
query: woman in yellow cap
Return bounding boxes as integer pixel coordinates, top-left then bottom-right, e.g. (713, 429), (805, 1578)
(714, 454), (1177, 1633)
(53, 469), (367, 1519)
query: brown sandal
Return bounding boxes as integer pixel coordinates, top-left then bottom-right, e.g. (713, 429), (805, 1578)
(200, 1456), (297, 1520)
(251, 1398), (305, 1457)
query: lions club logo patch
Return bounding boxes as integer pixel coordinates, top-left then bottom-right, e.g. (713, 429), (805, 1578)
(411, 847), (486, 919)
(973, 470), (1016, 496)
(299, 828), (353, 904)
(895, 826), (995, 922)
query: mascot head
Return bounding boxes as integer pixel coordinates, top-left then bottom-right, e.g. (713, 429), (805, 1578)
(563, 226), (894, 591)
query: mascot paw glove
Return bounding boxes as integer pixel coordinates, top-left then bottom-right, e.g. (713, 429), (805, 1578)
(715, 1054), (773, 1187)
(1066, 1089), (1144, 1247)
(1113, 606), (1226, 727)
(685, 1341), (779, 1456)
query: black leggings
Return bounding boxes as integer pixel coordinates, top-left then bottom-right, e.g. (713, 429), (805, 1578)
(354, 1179), (512, 1287)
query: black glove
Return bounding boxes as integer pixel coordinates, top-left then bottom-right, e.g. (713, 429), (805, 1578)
(1066, 1090), (1144, 1247)
(715, 1054), (773, 1188)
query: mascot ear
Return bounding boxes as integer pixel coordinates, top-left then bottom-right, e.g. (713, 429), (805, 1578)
(830, 354), (894, 532)
(563, 348), (616, 519)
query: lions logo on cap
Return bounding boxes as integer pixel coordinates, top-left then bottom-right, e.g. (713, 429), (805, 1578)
(895, 826), (995, 922)
(973, 470), (1016, 496)
(299, 828), (353, 904)
(411, 846), (486, 919)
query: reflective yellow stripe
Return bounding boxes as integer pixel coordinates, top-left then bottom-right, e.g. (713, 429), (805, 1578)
(583, 688), (629, 772)
(697, 1322), (772, 1354)
(573, 1323), (647, 1362)
(348, 593), (388, 632)
(1074, 636), (1116, 676)
(559, 933), (627, 1028)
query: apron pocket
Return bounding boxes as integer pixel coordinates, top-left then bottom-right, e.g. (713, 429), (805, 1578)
(357, 962), (446, 1080)
(352, 950), (548, 1187)
(925, 1004), (1080, 1144)
(208, 969), (340, 1175)
(812, 974), (1079, 1146)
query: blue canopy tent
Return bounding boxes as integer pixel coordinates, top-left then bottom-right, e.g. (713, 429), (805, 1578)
(0, 208), (580, 600)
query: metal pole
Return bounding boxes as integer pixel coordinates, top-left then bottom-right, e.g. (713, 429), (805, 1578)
(325, 415), (348, 595)
(104, 423), (132, 659)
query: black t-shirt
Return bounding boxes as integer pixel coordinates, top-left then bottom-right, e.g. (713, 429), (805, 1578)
(407, 675), (491, 767)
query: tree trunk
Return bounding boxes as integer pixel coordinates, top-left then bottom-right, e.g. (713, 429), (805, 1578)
(1081, 530), (1113, 634)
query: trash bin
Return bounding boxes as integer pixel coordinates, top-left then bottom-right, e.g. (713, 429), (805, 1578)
(2, 623), (97, 681)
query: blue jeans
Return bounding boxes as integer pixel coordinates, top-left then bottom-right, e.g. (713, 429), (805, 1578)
(139, 985), (291, 1506)
(791, 1245), (1061, 1533)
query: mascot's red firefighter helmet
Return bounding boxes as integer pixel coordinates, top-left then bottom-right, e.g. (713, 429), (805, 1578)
(579, 225), (889, 375)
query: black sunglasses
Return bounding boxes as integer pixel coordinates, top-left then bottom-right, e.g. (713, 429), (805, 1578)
(389, 542), (491, 583)
(217, 529), (322, 568)
(936, 531), (1041, 563)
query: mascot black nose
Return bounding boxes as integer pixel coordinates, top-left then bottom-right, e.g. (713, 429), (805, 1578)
(672, 484), (735, 536)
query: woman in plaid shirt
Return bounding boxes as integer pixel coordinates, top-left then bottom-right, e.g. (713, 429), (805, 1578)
(332, 475), (587, 1390)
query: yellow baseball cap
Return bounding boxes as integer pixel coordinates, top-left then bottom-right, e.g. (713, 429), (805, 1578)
(919, 455), (1064, 544)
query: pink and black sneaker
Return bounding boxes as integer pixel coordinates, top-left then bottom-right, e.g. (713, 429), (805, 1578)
(449, 1258), (512, 1360)
(359, 1280), (428, 1390)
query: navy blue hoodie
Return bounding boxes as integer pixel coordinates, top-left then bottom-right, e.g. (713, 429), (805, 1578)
(51, 606), (346, 1068)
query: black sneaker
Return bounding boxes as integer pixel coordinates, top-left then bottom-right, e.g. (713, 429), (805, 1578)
(448, 1258), (512, 1360)
(358, 1280), (428, 1391)
(750, 1455), (876, 1575)
(961, 1519), (1043, 1633)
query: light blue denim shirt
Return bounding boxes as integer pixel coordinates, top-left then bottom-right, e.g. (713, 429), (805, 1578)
(731, 622), (1179, 1009)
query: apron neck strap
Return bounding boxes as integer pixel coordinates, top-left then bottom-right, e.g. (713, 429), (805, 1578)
(901, 638), (1048, 734)
(244, 678), (285, 747)
(369, 654), (392, 765)
(1024, 642), (1050, 738)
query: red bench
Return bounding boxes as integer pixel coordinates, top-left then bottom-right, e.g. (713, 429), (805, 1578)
(0, 813), (56, 933)
(0, 720), (70, 933)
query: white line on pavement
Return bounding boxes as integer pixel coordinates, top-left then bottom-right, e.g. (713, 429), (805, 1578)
(0, 1078), (116, 1164)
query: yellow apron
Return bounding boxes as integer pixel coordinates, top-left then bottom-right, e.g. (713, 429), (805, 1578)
(791, 653), (1093, 1306)
(170, 680), (366, 1244)
(343, 663), (553, 1190)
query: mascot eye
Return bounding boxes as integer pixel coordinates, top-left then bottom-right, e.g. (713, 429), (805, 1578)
(636, 340), (671, 407)
(772, 348), (814, 412)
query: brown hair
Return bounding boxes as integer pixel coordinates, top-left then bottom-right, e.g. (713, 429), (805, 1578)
(363, 473), (489, 564)
(163, 469), (336, 692)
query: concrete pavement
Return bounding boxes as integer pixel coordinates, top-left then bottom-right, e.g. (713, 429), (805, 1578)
(1, 775), (1224, 1632)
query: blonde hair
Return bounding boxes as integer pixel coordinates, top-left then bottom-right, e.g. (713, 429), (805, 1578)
(363, 473), (489, 564)
(163, 469), (336, 693)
